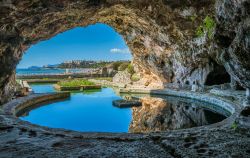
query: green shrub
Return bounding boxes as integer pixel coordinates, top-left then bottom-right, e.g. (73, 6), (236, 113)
(196, 25), (204, 37)
(204, 16), (216, 39)
(110, 62), (123, 71)
(231, 122), (238, 130)
(118, 63), (129, 71)
(127, 64), (135, 74)
(58, 79), (95, 87)
(196, 15), (216, 39)
(131, 73), (140, 82)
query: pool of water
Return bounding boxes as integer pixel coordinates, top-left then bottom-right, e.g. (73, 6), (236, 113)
(30, 83), (56, 93)
(19, 84), (230, 133)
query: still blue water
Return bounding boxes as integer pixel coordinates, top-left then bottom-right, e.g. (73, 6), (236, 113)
(30, 84), (56, 93)
(20, 84), (229, 133)
(20, 86), (132, 133)
(16, 68), (92, 75)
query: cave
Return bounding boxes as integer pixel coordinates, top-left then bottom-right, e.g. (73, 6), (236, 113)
(185, 80), (190, 85)
(0, 0), (249, 104)
(205, 65), (231, 86)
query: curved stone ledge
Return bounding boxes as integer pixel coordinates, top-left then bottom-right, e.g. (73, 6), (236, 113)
(6, 87), (242, 133)
(0, 90), (249, 157)
(150, 89), (241, 127)
(1, 89), (241, 135)
(3, 92), (70, 116)
(121, 88), (241, 127)
(151, 89), (238, 114)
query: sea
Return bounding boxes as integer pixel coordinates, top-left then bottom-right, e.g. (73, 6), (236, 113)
(16, 68), (95, 76)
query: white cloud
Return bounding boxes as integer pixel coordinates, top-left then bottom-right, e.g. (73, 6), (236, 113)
(110, 48), (130, 54)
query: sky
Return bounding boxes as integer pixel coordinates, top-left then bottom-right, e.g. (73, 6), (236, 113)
(17, 23), (132, 68)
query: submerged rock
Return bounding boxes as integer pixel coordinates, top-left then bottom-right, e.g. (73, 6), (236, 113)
(112, 99), (142, 108)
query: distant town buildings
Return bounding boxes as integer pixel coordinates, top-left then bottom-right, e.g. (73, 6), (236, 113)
(63, 60), (128, 64)
(39, 60), (130, 69)
(57, 60), (130, 69)
(62, 60), (96, 67)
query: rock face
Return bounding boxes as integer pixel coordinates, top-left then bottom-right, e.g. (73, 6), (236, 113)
(113, 71), (131, 86)
(0, 0), (249, 104)
(215, 0), (250, 88)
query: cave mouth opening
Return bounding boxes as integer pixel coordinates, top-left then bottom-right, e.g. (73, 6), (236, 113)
(16, 23), (132, 76)
(205, 65), (231, 86)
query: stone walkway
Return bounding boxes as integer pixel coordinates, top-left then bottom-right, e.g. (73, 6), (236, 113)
(0, 90), (250, 158)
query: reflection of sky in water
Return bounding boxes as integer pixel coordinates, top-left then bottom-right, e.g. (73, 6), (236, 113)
(21, 87), (132, 133)
(30, 84), (56, 93)
(20, 84), (228, 133)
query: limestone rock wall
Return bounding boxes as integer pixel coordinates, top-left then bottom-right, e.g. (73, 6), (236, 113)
(0, 0), (249, 104)
(113, 71), (131, 86)
(215, 0), (250, 88)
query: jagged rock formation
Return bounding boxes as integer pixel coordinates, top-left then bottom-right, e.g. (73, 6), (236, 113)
(0, 0), (249, 104)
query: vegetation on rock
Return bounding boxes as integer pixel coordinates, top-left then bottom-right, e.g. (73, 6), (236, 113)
(127, 64), (135, 75)
(118, 63), (130, 71)
(196, 16), (216, 39)
(109, 61), (130, 71)
(231, 122), (238, 130)
(131, 73), (140, 82)
(58, 79), (95, 87)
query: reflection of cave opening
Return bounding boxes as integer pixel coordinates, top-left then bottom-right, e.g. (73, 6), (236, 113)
(205, 65), (231, 86)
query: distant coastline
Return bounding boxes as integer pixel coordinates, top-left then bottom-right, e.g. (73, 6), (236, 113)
(17, 60), (130, 76)
(16, 68), (95, 76)
(41, 60), (130, 69)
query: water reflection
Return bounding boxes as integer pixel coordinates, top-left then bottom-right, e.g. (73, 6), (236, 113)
(20, 88), (132, 133)
(20, 84), (229, 133)
(129, 97), (228, 133)
(30, 83), (56, 93)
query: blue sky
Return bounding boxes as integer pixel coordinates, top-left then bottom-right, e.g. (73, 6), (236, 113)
(17, 23), (132, 68)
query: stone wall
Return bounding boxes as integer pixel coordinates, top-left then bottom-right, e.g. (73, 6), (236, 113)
(0, 0), (249, 104)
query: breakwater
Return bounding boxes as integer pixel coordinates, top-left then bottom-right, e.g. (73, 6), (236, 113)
(16, 73), (114, 79)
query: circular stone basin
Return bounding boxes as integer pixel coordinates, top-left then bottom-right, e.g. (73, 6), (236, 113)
(18, 84), (231, 133)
